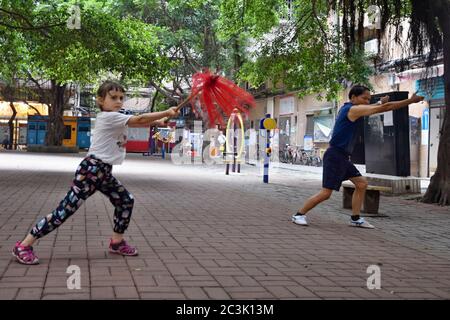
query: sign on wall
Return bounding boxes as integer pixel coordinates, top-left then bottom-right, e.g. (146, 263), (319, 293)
(304, 135), (313, 150)
(421, 108), (429, 145)
(313, 116), (333, 142)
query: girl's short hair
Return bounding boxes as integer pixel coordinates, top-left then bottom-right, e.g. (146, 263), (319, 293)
(348, 85), (370, 99)
(96, 81), (125, 110)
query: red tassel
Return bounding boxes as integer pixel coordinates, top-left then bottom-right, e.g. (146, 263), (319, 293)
(188, 69), (255, 127)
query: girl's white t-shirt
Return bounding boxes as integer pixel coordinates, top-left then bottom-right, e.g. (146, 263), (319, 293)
(87, 112), (133, 165)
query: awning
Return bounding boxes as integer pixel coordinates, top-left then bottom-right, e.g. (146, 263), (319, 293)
(395, 64), (444, 83)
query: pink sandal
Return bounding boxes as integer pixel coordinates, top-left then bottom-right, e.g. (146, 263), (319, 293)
(109, 239), (138, 256)
(12, 241), (39, 265)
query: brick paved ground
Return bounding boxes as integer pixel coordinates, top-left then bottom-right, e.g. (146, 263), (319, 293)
(0, 151), (449, 300)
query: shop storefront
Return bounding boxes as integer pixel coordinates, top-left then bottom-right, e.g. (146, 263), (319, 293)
(416, 76), (445, 176)
(0, 101), (48, 149)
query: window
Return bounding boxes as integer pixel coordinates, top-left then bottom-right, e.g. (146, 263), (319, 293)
(279, 96), (295, 115)
(64, 125), (72, 139)
(306, 115), (314, 136)
(313, 116), (334, 142)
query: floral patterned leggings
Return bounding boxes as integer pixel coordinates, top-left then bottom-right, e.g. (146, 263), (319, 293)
(30, 155), (134, 239)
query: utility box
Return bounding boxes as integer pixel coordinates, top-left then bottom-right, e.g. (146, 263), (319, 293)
(364, 91), (411, 176)
(27, 115), (47, 145)
(77, 117), (91, 149)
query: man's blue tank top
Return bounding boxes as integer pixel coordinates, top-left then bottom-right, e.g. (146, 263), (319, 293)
(329, 102), (362, 155)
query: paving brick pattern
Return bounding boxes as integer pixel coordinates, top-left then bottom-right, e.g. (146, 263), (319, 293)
(0, 151), (449, 299)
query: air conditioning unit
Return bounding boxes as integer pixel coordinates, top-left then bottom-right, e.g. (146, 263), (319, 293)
(364, 39), (379, 55)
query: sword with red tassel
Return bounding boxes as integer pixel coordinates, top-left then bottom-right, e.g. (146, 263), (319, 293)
(164, 69), (256, 127)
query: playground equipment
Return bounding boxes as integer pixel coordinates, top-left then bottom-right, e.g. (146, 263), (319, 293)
(225, 108), (245, 175)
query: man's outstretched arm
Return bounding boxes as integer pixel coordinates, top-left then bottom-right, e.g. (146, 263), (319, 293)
(348, 93), (424, 122)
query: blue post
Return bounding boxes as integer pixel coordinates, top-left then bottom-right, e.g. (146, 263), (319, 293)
(232, 119), (237, 173)
(260, 113), (275, 184)
(263, 129), (270, 183)
(147, 127), (153, 156)
(162, 143), (165, 159)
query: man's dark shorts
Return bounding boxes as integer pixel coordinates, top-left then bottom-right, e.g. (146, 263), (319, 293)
(322, 146), (362, 191)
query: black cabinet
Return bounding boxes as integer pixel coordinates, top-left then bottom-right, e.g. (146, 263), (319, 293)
(363, 91), (410, 176)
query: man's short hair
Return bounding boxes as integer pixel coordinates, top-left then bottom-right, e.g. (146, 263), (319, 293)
(349, 85), (370, 99)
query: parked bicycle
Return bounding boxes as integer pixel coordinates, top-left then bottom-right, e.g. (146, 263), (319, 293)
(296, 148), (322, 167)
(279, 144), (296, 163)
(290, 146), (303, 165)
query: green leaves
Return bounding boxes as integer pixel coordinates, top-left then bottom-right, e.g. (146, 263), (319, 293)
(1, 0), (168, 88)
(220, 0), (374, 100)
(1, 0), (379, 103)
(218, 0), (283, 40)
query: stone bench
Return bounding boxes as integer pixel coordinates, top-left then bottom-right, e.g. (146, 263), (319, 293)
(342, 182), (392, 215)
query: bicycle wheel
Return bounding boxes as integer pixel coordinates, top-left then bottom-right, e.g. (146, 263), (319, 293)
(290, 153), (295, 164)
(316, 157), (323, 167)
(292, 152), (299, 165)
(279, 151), (286, 163)
(301, 154), (308, 166)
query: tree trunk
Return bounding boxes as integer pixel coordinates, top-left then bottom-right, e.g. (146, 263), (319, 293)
(151, 89), (159, 113)
(45, 80), (66, 146)
(422, 7), (450, 206)
(203, 25), (210, 66)
(233, 36), (242, 84)
(7, 101), (17, 150)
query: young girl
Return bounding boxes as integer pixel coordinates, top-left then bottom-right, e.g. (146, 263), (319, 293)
(13, 80), (179, 264)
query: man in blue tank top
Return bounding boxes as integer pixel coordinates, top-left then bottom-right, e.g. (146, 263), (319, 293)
(292, 85), (424, 228)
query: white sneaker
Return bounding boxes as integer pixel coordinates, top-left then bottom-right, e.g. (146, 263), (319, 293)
(349, 217), (375, 229)
(292, 214), (308, 226)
